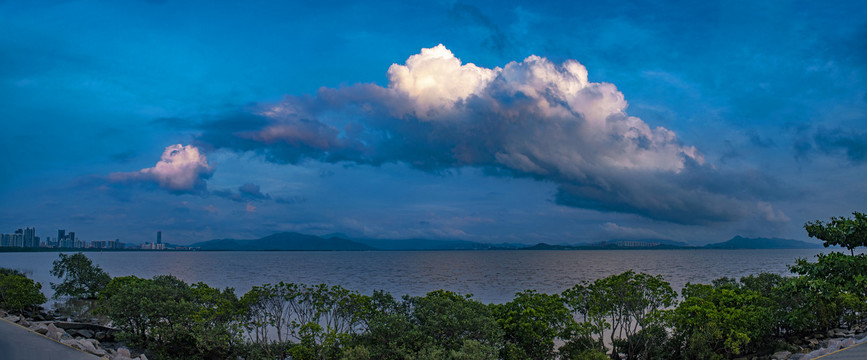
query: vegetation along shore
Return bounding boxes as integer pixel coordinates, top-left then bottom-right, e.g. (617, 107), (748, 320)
(0, 212), (865, 359)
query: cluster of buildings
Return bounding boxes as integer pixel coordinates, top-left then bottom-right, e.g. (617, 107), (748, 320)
(0, 227), (170, 250)
(0, 227), (40, 248)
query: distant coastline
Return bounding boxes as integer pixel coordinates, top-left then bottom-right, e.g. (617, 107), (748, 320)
(0, 232), (823, 252)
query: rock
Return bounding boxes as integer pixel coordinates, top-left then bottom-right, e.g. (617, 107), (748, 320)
(82, 338), (99, 347)
(3, 315), (18, 322)
(118, 347), (131, 358)
(842, 338), (855, 347)
(807, 338), (819, 347)
(61, 339), (83, 350)
(771, 351), (791, 360)
(78, 329), (93, 338)
(81, 340), (98, 354)
(17, 314), (29, 327)
(95, 331), (107, 341)
(66, 329), (80, 337)
(139, 355), (149, 360)
(92, 348), (108, 356)
(34, 326), (49, 335)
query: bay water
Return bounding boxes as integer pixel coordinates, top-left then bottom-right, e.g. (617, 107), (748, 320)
(0, 249), (848, 304)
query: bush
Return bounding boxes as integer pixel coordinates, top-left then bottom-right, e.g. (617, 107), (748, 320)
(50, 252), (110, 299)
(98, 275), (243, 360)
(0, 273), (46, 313)
(492, 290), (572, 360)
(668, 283), (774, 359)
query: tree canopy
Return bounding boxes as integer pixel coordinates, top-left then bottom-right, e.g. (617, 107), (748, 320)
(805, 211), (867, 255)
(50, 252), (111, 299)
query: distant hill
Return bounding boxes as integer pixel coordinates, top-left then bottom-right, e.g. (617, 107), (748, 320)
(357, 238), (523, 250)
(522, 241), (691, 250)
(703, 236), (821, 249)
(190, 232), (374, 251)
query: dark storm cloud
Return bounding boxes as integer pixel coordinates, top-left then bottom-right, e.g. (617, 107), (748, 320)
(814, 128), (867, 163)
(191, 45), (789, 224)
(213, 183), (272, 202)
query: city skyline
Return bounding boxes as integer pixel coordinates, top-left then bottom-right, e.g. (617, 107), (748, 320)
(2, 1), (866, 245)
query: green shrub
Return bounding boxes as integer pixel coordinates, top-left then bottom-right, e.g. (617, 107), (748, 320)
(0, 273), (46, 313)
(97, 275), (243, 360)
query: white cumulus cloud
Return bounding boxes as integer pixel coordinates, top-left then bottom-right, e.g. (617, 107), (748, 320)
(196, 45), (777, 224)
(110, 144), (214, 193)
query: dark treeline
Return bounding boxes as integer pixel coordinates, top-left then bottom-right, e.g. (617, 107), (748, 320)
(1, 212), (865, 360)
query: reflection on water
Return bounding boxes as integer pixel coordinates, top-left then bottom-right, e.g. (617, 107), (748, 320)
(0, 249), (857, 304)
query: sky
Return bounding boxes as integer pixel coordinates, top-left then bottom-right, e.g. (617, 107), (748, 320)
(1, 0), (866, 245)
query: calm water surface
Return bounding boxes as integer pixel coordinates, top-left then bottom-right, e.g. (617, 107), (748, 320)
(0, 249), (850, 304)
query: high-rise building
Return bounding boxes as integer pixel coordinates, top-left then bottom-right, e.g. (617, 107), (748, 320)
(23, 227), (36, 248)
(157, 231), (162, 244)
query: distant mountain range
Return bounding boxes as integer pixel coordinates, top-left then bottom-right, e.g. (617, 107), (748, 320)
(521, 236), (821, 250)
(190, 232), (373, 251)
(702, 236), (822, 249)
(189, 233), (821, 251)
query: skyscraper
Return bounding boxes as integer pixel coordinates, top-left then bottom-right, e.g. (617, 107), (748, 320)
(157, 231), (162, 245)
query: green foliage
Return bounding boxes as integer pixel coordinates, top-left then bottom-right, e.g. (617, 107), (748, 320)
(0, 267), (26, 277)
(50, 252), (111, 299)
(668, 282), (774, 359)
(563, 270), (676, 359)
(785, 252), (867, 329)
(805, 211), (867, 255)
(492, 290), (572, 360)
(0, 273), (46, 313)
(97, 275), (243, 360)
(409, 290), (503, 353)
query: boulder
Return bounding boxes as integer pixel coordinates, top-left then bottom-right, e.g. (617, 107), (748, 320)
(771, 351), (791, 360)
(17, 314), (29, 327)
(92, 348), (108, 356)
(78, 329), (93, 338)
(61, 339), (84, 350)
(139, 355), (149, 360)
(82, 338), (100, 347)
(3, 315), (18, 322)
(34, 326), (49, 335)
(842, 338), (855, 347)
(118, 347), (131, 358)
(81, 340), (98, 354)
(95, 331), (107, 341)
(807, 338), (819, 347)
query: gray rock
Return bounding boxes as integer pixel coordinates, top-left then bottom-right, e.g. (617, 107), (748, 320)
(95, 331), (107, 341)
(118, 347), (131, 358)
(807, 338), (819, 347)
(17, 314), (29, 327)
(78, 329), (93, 338)
(34, 326), (49, 335)
(771, 350), (792, 360)
(81, 340), (98, 354)
(139, 355), (149, 360)
(842, 338), (855, 347)
(82, 338), (100, 347)
(61, 339), (84, 350)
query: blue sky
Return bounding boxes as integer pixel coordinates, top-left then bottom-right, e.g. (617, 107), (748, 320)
(2, 0), (865, 245)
